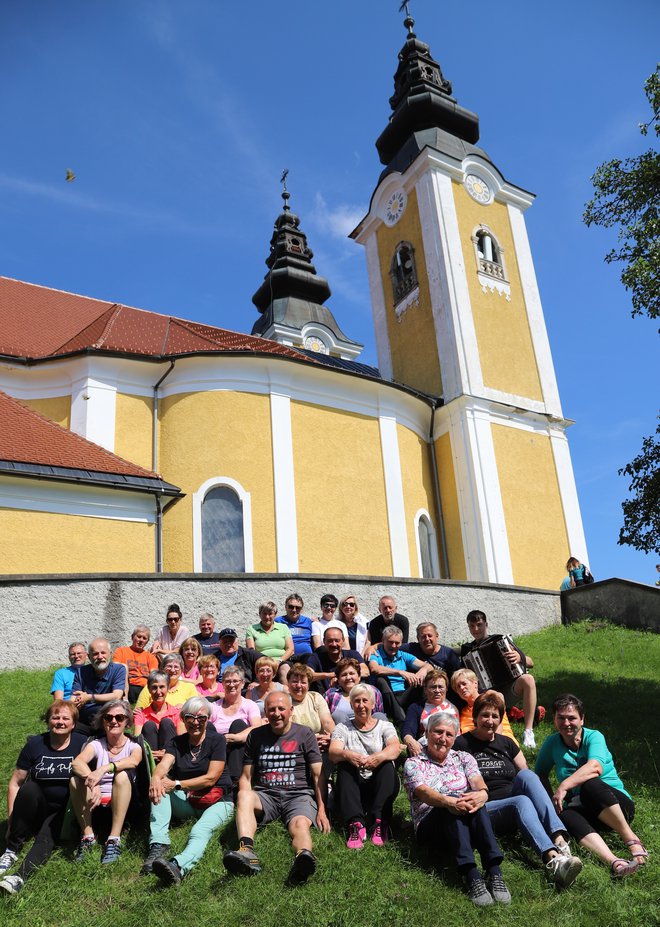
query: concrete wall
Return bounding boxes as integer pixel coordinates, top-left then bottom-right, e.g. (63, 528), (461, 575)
(0, 572), (561, 671)
(561, 578), (660, 632)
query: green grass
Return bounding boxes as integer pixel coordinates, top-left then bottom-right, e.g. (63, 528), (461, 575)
(0, 621), (658, 927)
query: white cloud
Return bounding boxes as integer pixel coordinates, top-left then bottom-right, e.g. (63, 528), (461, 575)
(313, 193), (365, 240)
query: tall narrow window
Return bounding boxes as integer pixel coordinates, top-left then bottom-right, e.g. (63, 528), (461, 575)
(474, 228), (506, 282)
(201, 485), (245, 572)
(390, 241), (418, 304)
(417, 515), (434, 578)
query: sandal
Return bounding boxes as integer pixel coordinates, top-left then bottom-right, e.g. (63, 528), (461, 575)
(625, 839), (649, 865)
(611, 858), (639, 878)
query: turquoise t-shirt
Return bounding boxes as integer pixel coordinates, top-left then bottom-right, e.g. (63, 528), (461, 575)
(535, 728), (630, 801)
(370, 647), (418, 692)
(246, 622), (290, 659)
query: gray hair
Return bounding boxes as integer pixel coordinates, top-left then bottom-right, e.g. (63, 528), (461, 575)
(416, 622), (438, 637)
(379, 594), (397, 606)
(259, 601), (278, 618)
(68, 641), (86, 652)
(88, 637), (111, 656)
(222, 665), (245, 682)
(147, 670), (169, 689)
(132, 625), (151, 638)
(161, 653), (184, 670)
(348, 683), (375, 707)
(264, 689), (292, 709)
(426, 711), (460, 735)
(180, 696), (212, 718)
(199, 612), (215, 624)
(382, 625), (404, 642)
(93, 698), (133, 731)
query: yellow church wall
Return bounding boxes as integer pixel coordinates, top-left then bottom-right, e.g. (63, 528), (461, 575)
(18, 395), (71, 429)
(452, 182), (544, 402)
(0, 506), (153, 573)
(290, 400), (392, 575)
(434, 432), (467, 579)
(115, 392), (154, 471)
(491, 423), (569, 589)
(376, 187), (443, 396)
(396, 424), (440, 577)
(158, 390), (276, 571)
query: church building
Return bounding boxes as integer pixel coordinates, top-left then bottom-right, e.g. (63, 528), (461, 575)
(0, 14), (587, 589)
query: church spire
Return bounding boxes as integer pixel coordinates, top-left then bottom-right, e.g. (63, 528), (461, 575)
(251, 174), (362, 359)
(376, 9), (481, 171)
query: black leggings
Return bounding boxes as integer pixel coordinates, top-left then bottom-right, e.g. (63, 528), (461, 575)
(560, 778), (635, 841)
(6, 780), (66, 882)
(335, 761), (399, 824)
(141, 717), (177, 753)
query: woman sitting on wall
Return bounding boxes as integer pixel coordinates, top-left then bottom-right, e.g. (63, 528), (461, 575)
(179, 637), (203, 681)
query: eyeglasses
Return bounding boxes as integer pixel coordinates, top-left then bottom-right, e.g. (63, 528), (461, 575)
(104, 714), (127, 723)
(183, 714), (208, 724)
(287, 605), (303, 611)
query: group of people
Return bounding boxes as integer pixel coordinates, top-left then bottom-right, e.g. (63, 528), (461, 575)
(0, 594), (648, 906)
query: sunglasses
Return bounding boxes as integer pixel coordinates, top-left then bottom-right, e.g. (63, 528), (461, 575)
(104, 714), (127, 723)
(287, 605), (303, 611)
(342, 602), (356, 608)
(183, 714), (208, 724)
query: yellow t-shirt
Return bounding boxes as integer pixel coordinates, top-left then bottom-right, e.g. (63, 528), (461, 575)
(459, 705), (519, 746)
(291, 691), (329, 734)
(134, 679), (198, 710)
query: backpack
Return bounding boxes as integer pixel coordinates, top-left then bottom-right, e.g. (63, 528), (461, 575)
(583, 566), (595, 584)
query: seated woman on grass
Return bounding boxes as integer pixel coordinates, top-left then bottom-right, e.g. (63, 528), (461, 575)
(134, 654), (197, 710)
(451, 669), (517, 742)
(0, 700), (87, 896)
(133, 670), (183, 762)
(536, 694), (648, 878)
(401, 669), (458, 757)
(69, 699), (143, 865)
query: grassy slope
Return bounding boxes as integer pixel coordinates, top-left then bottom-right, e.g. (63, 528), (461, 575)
(0, 621), (658, 927)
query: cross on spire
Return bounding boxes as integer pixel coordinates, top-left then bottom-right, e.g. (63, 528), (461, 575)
(280, 168), (290, 211)
(398, 0), (415, 34)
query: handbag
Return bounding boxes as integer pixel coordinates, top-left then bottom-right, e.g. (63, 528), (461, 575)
(186, 785), (224, 808)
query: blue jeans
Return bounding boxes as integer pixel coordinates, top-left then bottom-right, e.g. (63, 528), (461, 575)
(150, 789), (234, 875)
(486, 769), (566, 859)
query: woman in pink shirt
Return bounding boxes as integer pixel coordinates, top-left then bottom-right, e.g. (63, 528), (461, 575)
(210, 667), (261, 785)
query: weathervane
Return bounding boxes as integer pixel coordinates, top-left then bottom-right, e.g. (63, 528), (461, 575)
(280, 168), (290, 211)
(398, 0), (415, 33)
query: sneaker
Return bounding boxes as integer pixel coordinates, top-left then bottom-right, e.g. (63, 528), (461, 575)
(75, 835), (97, 862)
(555, 841), (573, 859)
(522, 729), (537, 749)
(487, 873), (512, 904)
(0, 850), (18, 875)
(371, 820), (385, 847)
(152, 857), (183, 886)
(223, 846), (262, 876)
(346, 821), (365, 850)
(0, 875), (24, 895)
(141, 842), (171, 875)
(508, 706), (524, 721)
(101, 838), (122, 865)
(467, 877), (494, 907)
(546, 853), (583, 889)
(287, 848), (316, 886)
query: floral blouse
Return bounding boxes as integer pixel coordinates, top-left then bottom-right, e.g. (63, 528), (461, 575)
(404, 749), (480, 830)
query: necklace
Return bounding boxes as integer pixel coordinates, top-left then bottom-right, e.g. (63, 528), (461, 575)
(108, 738), (128, 755)
(188, 737), (205, 762)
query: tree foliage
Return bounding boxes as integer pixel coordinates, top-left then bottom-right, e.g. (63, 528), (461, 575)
(583, 65), (660, 323)
(618, 417), (660, 556)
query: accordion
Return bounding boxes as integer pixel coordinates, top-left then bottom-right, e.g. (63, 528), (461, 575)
(463, 634), (526, 691)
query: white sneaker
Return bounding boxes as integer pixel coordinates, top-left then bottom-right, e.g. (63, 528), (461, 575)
(546, 854), (583, 889)
(0, 850), (17, 875)
(555, 841), (572, 859)
(522, 729), (536, 749)
(0, 874), (24, 895)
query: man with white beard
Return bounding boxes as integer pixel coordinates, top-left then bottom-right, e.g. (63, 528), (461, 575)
(71, 638), (126, 732)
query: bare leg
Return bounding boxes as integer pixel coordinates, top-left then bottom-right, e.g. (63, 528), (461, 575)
(235, 790), (262, 840)
(597, 805), (645, 862)
(288, 815), (313, 853)
(69, 778), (94, 837)
(108, 772), (133, 839)
(578, 831), (619, 867)
(514, 674), (537, 730)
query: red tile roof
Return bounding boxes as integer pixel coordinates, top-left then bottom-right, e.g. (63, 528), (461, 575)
(0, 276), (315, 363)
(0, 389), (161, 478)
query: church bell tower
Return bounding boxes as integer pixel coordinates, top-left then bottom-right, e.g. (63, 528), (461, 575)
(351, 11), (588, 588)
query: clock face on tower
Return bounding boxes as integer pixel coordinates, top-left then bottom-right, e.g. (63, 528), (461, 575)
(384, 189), (407, 226)
(465, 173), (492, 204)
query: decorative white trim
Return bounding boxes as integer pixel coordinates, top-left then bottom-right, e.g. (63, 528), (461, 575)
(394, 285), (420, 319)
(413, 508), (440, 578)
(507, 203), (563, 417)
(477, 273), (511, 299)
(378, 415), (411, 577)
(269, 392), (299, 571)
(364, 234), (393, 381)
(0, 476), (155, 523)
(70, 375), (117, 452)
(192, 475), (254, 573)
(549, 426), (590, 566)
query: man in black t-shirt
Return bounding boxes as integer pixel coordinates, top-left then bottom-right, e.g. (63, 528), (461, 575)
(193, 613), (221, 656)
(365, 595), (409, 655)
(307, 627), (368, 692)
(223, 690), (329, 885)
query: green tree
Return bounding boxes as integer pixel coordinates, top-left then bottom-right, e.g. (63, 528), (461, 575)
(583, 64), (659, 321)
(584, 66), (660, 557)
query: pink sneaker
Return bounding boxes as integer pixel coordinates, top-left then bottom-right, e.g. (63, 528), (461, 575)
(371, 820), (385, 847)
(346, 821), (365, 850)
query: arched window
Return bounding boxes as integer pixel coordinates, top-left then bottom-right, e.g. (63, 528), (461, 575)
(473, 228), (506, 282)
(414, 509), (440, 579)
(192, 477), (254, 573)
(389, 241), (418, 304)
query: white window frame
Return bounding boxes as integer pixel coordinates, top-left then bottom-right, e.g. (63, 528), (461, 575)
(192, 476), (254, 573)
(413, 507), (440, 579)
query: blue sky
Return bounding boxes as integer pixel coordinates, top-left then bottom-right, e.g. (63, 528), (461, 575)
(1, 1), (658, 585)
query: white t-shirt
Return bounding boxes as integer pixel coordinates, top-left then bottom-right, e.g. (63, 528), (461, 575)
(311, 617), (349, 646)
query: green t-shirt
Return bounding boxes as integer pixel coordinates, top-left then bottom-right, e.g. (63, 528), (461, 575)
(535, 728), (630, 801)
(246, 622), (290, 659)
